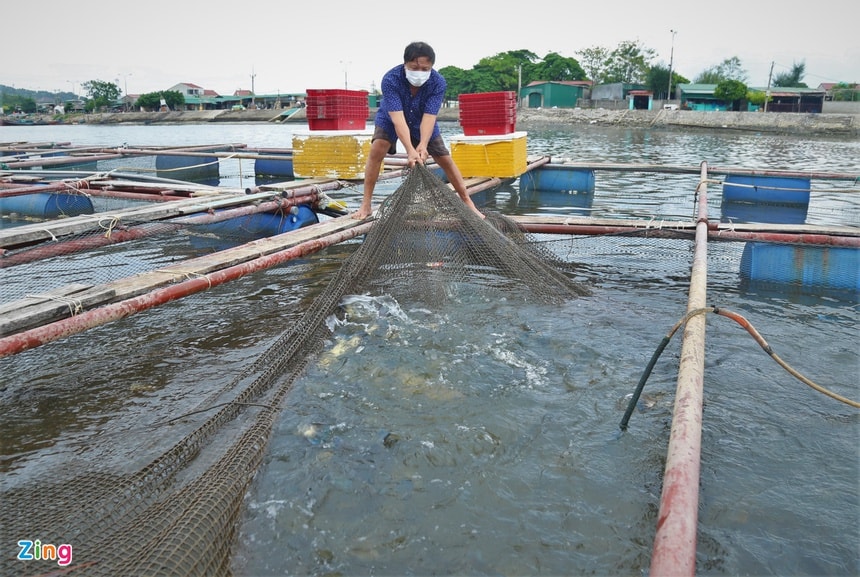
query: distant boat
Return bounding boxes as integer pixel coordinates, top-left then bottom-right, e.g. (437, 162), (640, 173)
(0, 116), (59, 126)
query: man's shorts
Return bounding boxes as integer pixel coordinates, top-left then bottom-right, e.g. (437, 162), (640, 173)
(372, 124), (450, 156)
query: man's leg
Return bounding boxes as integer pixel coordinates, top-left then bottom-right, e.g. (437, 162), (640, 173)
(354, 138), (393, 219)
(433, 153), (484, 218)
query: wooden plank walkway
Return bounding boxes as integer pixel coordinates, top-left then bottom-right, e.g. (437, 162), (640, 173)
(0, 215), (362, 337)
(0, 177), (340, 250)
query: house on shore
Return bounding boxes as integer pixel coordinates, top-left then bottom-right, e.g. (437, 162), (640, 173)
(678, 83), (826, 113)
(519, 81), (592, 109)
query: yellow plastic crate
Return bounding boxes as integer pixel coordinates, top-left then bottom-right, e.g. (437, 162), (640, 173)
(292, 130), (378, 179)
(450, 131), (528, 178)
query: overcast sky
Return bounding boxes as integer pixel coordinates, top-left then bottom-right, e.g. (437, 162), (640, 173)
(5, 0), (857, 97)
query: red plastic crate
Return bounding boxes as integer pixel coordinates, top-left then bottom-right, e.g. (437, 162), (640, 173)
(460, 110), (517, 122)
(305, 89), (369, 130)
(308, 116), (366, 130)
(459, 91), (517, 104)
(458, 91), (517, 135)
(461, 121), (516, 136)
(307, 103), (368, 118)
(307, 89), (368, 106)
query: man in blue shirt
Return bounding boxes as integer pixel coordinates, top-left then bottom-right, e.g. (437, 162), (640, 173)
(353, 41), (482, 220)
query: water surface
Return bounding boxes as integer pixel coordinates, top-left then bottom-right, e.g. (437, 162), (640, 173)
(1, 122), (857, 576)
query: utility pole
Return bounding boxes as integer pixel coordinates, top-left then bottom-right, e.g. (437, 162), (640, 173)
(666, 30), (677, 103)
(118, 73), (132, 111)
(764, 61), (774, 112)
(250, 68), (256, 109)
(340, 61), (351, 90)
(517, 64), (522, 109)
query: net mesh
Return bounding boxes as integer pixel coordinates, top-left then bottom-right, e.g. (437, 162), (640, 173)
(0, 164), (591, 576)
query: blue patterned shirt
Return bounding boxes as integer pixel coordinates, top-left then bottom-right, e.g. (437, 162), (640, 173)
(375, 64), (446, 143)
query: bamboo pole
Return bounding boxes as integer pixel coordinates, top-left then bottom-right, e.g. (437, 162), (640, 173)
(649, 161), (712, 576)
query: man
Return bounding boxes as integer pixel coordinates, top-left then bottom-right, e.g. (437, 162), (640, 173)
(352, 41), (483, 220)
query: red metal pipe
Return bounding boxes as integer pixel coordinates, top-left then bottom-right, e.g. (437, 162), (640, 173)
(649, 162), (711, 576)
(518, 223), (694, 236)
(0, 195), (322, 267)
(0, 221), (374, 357)
(2, 153), (125, 170)
(709, 231), (860, 247)
(174, 195), (321, 225)
(0, 180), (92, 198)
(84, 188), (187, 201)
(536, 161), (859, 181)
(0, 224), (179, 267)
(522, 156), (551, 173)
(517, 223), (860, 247)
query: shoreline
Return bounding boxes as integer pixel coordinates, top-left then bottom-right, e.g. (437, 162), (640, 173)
(18, 107), (860, 137)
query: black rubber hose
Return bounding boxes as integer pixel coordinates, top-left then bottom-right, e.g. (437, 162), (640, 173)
(620, 335), (672, 431)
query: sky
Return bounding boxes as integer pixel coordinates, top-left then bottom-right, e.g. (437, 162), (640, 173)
(4, 0), (858, 97)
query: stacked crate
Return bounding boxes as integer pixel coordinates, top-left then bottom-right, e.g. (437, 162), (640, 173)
(293, 89), (376, 179)
(292, 130), (375, 180)
(458, 91), (517, 136)
(454, 91), (526, 178)
(306, 89), (369, 131)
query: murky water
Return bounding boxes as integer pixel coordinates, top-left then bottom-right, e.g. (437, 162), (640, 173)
(1, 122), (858, 576)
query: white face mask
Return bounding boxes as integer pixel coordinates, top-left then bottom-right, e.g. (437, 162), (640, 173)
(405, 68), (431, 87)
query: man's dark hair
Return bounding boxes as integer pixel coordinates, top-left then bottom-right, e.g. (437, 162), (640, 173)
(404, 42), (436, 65)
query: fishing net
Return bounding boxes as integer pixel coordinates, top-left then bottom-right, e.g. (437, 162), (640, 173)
(0, 164), (590, 576)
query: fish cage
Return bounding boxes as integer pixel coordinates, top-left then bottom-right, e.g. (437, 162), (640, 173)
(1, 141), (858, 577)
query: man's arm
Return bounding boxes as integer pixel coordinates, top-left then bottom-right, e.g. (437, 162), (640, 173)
(415, 113), (437, 163)
(389, 110), (422, 166)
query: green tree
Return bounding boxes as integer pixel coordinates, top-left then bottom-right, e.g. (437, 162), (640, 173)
(831, 82), (859, 101)
(715, 79), (747, 110)
(695, 57), (748, 84)
(530, 52), (586, 82)
(135, 90), (185, 111)
(162, 90), (185, 110)
(603, 40), (656, 84)
(440, 49), (542, 98)
(475, 50), (540, 92)
(746, 90), (769, 107)
(773, 61), (807, 87)
(576, 46), (611, 84)
(438, 65), (473, 102)
(647, 64), (689, 99)
(135, 92), (162, 111)
(0, 92), (37, 113)
(81, 79), (121, 112)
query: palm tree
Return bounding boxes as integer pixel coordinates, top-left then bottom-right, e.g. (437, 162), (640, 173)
(773, 61), (807, 87)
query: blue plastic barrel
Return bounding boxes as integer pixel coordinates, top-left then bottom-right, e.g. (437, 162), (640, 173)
(518, 188), (594, 210)
(0, 192), (94, 219)
(199, 205), (319, 239)
(519, 167), (595, 193)
(721, 202), (808, 224)
(156, 154), (219, 183)
(723, 175), (810, 205)
(255, 155), (294, 178)
(740, 242), (859, 291)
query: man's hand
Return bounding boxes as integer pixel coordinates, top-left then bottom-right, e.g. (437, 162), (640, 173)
(414, 144), (429, 164)
(406, 149), (422, 167)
